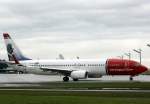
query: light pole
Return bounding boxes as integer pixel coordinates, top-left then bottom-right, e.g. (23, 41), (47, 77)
(133, 49), (142, 64)
(124, 52), (132, 81)
(117, 55), (123, 59)
(124, 52), (131, 60)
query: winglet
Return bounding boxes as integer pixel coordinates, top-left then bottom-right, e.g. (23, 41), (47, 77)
(3, 33), (11, 39)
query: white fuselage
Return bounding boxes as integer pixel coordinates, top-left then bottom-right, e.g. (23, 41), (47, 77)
(20, 59), (107, 77)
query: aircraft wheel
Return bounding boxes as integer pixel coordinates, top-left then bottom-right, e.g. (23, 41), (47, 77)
(73, 79), (78, 81)
(63, 76), (69, 82)
(18, 71), (24, 74)
(130, 77), (133, 81)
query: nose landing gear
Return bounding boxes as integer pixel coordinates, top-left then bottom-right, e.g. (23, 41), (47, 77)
(129, 76), (133, 81)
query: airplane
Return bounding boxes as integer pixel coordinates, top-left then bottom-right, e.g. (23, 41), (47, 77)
(56, 54), (64, 60)
(0, 59), (26, 74)
(3, 33), (148, 81)
(58, 54), (64, 60)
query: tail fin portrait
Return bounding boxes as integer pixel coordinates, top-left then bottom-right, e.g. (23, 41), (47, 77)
(3, 33), (31, 61)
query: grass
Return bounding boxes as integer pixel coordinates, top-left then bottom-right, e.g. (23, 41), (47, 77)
(0, 90), (150, 104)
(1, 95), (150, 104)
(1, 82), (150, 104)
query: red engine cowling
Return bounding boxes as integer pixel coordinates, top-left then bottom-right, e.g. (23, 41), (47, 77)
(106, 59), (147, 76)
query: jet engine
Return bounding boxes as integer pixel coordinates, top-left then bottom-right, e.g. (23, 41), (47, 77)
(70, 70), (88, 79)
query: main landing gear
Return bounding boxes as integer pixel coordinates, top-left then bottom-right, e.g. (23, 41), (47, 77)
(73, 79), (79, 81)
(17, 71), (24, 74)
(63, 76), (69, 82)
(63, 76), (79, 82)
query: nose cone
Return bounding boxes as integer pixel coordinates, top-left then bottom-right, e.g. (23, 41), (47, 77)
(135, 65), (148, 75)
(128, 60), (148, 76)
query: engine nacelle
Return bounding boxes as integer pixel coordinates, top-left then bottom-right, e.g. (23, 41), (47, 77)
(70, 70), (88, 79)
(88, 74), (102, 78)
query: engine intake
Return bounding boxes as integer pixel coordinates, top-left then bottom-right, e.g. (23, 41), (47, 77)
(70, 70), (88, 79)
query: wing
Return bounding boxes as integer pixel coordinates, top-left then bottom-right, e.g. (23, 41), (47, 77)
(40, 67), (73, 76)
